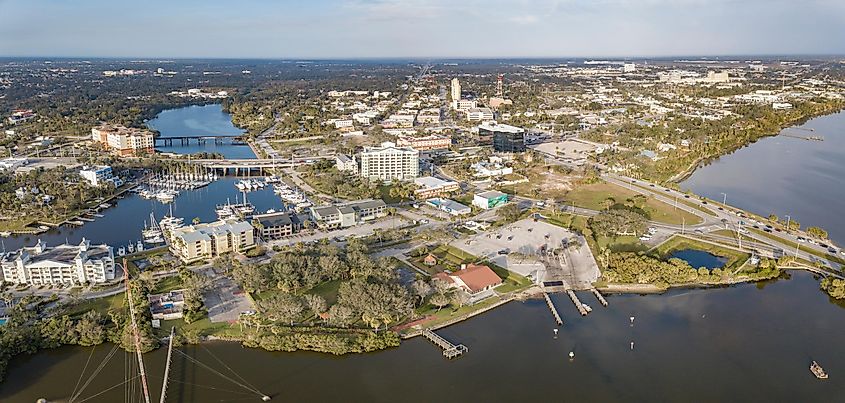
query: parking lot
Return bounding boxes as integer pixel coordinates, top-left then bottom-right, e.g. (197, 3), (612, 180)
(451, 218), (601, 288)
(201, 267), (254, 323)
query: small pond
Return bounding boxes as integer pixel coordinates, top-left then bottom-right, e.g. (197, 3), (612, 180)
(669, 248), (728, 269)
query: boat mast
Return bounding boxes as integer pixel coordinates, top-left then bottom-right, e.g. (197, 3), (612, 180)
(124, 258), (152, 403)
(159, 327), (175, 403)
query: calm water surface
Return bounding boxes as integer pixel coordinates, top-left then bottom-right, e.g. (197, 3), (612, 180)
(0, 272), (842, 402)
(3, 105), (272, 251)
(683, 111), (845, 244)
(147, 104), (254, 159)
(669, 249), (727, 269)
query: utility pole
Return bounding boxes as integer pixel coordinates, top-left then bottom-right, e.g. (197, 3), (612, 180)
(785, 215), (791, 232)
(159, 327), (175, 403)
(720, 192), (727, 205)
(124, 259), (152, 403)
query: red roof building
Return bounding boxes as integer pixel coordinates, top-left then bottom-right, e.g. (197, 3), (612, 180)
(434, 263), (503, 295)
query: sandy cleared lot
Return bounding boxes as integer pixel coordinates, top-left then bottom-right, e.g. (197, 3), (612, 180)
(201, 267), (254, 323)
(451, 218), (600, 289)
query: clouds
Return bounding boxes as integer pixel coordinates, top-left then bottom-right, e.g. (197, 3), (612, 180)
(0, 0), (843, 58)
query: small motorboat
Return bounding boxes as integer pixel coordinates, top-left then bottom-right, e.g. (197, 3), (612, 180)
(810, 361), (828, 379)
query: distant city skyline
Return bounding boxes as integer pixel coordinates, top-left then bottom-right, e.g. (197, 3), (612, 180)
(1, 0), (844, 58)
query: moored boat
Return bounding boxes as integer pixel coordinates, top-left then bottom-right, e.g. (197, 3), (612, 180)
(810, 360), (828, 379)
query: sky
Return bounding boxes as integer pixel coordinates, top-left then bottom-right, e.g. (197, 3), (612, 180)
(1, 0), (844, 58)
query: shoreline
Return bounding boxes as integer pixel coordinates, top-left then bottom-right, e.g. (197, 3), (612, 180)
(668, 106), (845, 184)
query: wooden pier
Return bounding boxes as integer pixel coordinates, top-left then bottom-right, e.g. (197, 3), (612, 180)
(422, 329), (467, 359)
(543, 292), (563, 326)
(567, 290), (589, 316)
(590, 288), (608, 307)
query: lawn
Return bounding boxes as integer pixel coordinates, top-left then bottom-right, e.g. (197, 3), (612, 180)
(482, 261), (532, 294)
(63, 292), (126, 317)
(154, 317), (243, 339)
(152, 275), (183, 294)
(409, 295), (504, 333)
(305, 280), (342, 306)
(652, 235), (749, 271)
(565, 182), (702, 226)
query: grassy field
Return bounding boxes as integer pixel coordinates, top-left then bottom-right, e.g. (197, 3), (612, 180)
(652, 235), (749, 271)
(565, 182), (702, 226)
(63, 292), (126, 317)
(152, 275), (183, 294)
(483, 261), (532, 293)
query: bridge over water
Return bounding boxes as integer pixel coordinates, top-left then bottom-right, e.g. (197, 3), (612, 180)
(154, 134), (248, 146)
(184, 155), (335, 175)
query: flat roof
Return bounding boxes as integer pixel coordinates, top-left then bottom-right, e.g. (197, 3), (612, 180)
(476, 190), (508, 199)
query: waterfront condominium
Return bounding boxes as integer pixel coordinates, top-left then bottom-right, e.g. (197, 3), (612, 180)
(91, 124), (155, 156)
(167, 219), (256, 264)
(358, 141), (420, 182)
(0, 239), (115, 286)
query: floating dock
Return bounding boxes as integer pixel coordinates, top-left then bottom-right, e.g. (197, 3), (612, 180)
(590, 288), (608, 307)
(422, 329), (467, 359)
(543, 292), (564, 326)
(567, 290), (589, 316)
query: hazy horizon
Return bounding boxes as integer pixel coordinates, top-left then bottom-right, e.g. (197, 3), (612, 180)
(1, 0), (844, 59)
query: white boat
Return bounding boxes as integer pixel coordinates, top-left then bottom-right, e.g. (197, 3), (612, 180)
(117, 246), (126, 256)
(0, 231), (10, 237)
(582, 303), (593, 313)
(127, 243), (135, 253)
(145, 235), (165, 244)
(136, 241), (145, 252)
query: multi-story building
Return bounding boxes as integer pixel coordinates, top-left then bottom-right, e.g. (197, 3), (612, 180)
(252, 212), (303, 240)
(479, 121), (525, 153)
(414, 176), (460, 199)
(358, 142), (419, 181)
(467, 108), (494, 121)
(450, 78), (461, 103)
(167, 220), (256, 263)
(310, 199), (387, 229)
(1, 239), (115, 286)
(79, 165), (123, 187)
(91, 124), (155, 156)
(335, 154), (359, 174)
(416, 108), (441, 125)
(453, 99), (477, 112)
(396, 134), (452, 151)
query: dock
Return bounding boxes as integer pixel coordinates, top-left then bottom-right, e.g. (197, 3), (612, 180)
(422, 329), (467, 359)
(590, 288), (608, 307)
(543, 292), (563, 326)
(782, 133), (824, 141)
(567, 290), (589, 316)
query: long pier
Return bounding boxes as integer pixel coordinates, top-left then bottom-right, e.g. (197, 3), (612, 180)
(543, 292), (564, 326)
(422, 329), (467, 359)
(567, 290), (589, 316)
(590, 288), (608, 307)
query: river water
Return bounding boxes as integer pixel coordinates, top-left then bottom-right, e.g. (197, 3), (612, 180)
(0, 272), (842, 402)
(147, 104), (253, 159)
(2, 107), (845, 402)
(682, 111), (845, 244)
(3, 104), (273, 252)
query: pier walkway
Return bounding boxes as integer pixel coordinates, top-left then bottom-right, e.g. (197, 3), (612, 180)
(591, 288), (608, 307)
(543, 292), (563, 326)
(422, 329), (467, 359)
(567, 289), (589, 316)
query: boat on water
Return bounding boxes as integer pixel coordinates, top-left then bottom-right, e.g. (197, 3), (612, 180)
(0, 231), (11, 237)
(117, 246), (126, 256)
(582, 303), (593, 313)
(811, 361), (828, 379)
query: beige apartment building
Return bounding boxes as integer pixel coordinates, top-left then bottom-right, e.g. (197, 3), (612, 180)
(167, 220), (256, 263)
(91, 124), (155, 156)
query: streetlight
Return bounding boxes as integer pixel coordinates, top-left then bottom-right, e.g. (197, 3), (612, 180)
(785, 215), (791, 232)
(720, 192), (727, 205)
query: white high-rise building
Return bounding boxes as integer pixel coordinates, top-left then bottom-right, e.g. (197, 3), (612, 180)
(623, 63), (636, 73)
(358, 142), (419, 181)
(451, 78), (461, 102)
(1, 239), (115, 286)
